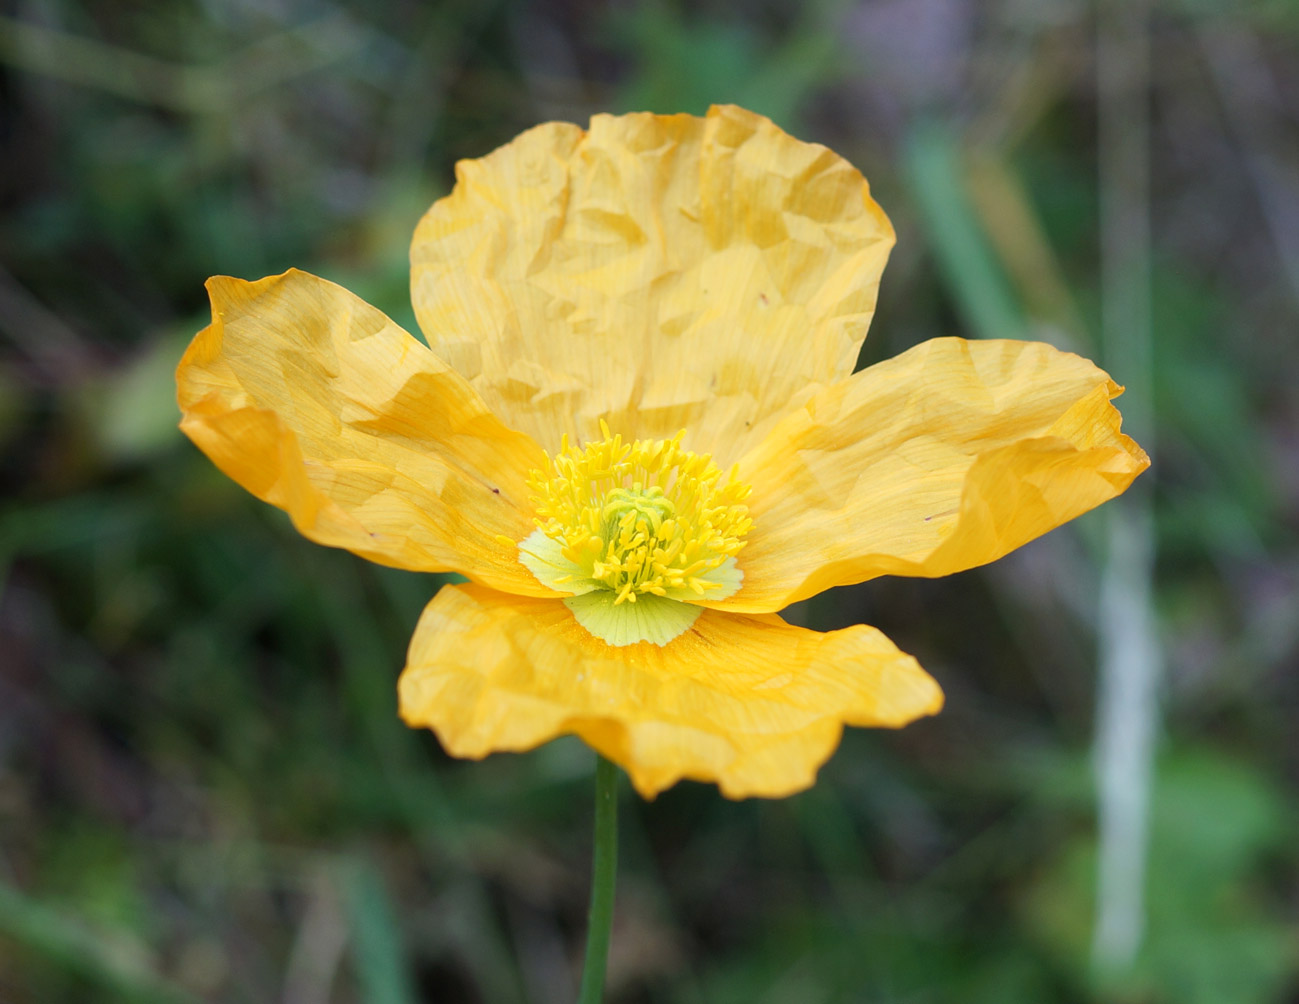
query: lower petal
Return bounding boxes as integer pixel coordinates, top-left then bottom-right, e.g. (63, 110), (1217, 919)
(398, 584), (943, 799)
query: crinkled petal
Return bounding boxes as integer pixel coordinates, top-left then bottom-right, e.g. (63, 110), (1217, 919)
(398, 584), (943, 799)
(713, 337), (1150, 613)
(177, 269), (552, 594)
(410, 104), (894, 458)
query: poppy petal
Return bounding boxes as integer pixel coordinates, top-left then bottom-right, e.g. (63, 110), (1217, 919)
(716, 337), (1149, 612)
(410, 104), (894, 457)
(177, 269), (552, 594)
(398, 584), (943, 799)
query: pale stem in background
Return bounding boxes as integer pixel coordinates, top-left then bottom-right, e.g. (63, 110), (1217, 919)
(1093, 0), (1161, 973)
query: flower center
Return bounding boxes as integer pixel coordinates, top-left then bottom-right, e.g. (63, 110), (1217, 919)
(517, 423), (752, 646)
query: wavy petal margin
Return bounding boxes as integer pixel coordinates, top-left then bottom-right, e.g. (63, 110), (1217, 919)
(410, 104), (895, 458)
(715, 337), (1150, 613)
(176, 269), (553, 595)
(398, 584), (943, 799)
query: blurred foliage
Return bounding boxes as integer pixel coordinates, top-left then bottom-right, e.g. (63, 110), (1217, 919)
(2, 0), (1297, 1002)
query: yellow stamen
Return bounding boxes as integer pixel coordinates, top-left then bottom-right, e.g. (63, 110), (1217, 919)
(527, 422), (752, 606)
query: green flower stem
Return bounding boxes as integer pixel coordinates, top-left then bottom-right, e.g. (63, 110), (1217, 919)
(577, 755), (619, 1004)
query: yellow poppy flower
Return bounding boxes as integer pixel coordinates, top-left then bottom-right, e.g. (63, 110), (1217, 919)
(176, 105), (1148, 799)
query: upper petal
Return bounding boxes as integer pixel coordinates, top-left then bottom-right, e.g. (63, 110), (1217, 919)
(398, 583), (942, 800)
(177, 269), (552, 595)
(714, 337), (1150, 612)
(410, 104), (895, 457)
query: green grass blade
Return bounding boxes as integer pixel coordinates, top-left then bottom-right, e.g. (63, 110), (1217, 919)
(338, 857), (417, 1004)
(0, 881), (200, 1003)
(904, 120), (1029, 341)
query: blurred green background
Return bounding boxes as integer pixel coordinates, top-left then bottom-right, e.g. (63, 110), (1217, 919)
(1, 1), (1296, 1001)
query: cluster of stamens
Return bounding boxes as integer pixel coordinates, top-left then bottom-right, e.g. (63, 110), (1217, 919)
(528, 423), (752, 605)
